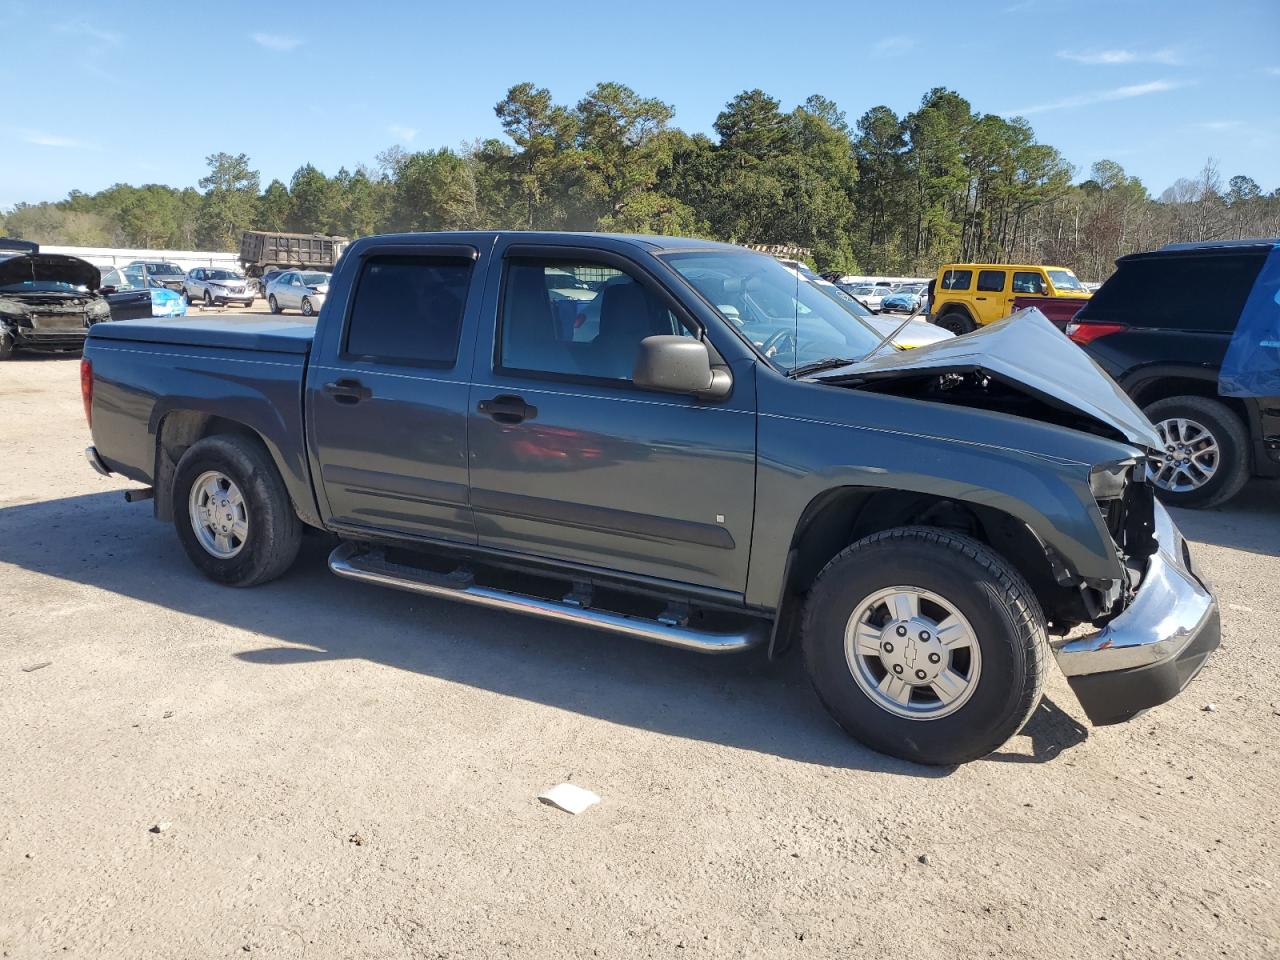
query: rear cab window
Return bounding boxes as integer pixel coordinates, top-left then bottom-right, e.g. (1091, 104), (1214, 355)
(344, 254), (474, 367)
(1079, 252), (1267, 333)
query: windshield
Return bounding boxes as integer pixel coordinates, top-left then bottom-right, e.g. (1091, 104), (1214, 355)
(207, 270), (244, 281)
(661, 251), (884, 372)
(0, 280), (86, 293)
(299, 272), (329, 285)
(1047, 269), (1085, 291)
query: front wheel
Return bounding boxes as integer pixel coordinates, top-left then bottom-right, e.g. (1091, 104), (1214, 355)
(801, 527), (1047, 765)
(301, 297), (314, 317)
(172, 434), (302, 586)
(203, 290), (213, 308)
(1144, 395), (1249, 508)
(268, 295), (281, 314)
(0, 332), (13, 360)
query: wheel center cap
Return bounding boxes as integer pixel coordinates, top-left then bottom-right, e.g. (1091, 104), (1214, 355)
(879, 618), (945, 683)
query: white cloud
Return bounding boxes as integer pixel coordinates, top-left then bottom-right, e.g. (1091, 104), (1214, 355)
(1006, 79), (1187, 116)
(1057, 48), (1182, 66)
(54, 20), (122, 45)
(15, 128), (97, 149)
(251, 32), (302, 52)
(388, 124), (417, 142)
(873, 35), (915, 55)
(1195, 120), (1242, 132)
(1263, 66), (1280, 77)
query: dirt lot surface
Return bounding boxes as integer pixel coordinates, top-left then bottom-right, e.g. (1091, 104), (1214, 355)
(2, 354), (1277, 959)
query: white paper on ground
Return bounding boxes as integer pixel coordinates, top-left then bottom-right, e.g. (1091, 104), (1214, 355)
(538, 783), (601, 814)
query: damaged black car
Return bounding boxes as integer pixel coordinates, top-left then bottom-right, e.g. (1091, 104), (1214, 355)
(0, 241), (135, 359)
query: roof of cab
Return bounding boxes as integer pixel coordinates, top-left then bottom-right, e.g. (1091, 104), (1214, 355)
(346, 231), (750, 255)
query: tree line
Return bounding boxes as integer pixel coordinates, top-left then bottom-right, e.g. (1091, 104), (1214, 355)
(3, 83), (1277, 279)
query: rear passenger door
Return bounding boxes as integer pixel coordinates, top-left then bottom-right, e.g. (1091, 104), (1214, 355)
(974, 269), (1008, 324)
(306, 243), (484, 544)
(465, 241), (757, 596)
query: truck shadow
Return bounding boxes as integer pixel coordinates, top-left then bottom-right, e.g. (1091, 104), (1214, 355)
(0, 490), (1086, 776)
(1167, 480), (1280, 557)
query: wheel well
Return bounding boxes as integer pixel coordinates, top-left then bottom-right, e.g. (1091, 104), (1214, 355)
(1127, 375), (1251, 431)
(769, 487), (1071, 658)
(934, 302), (974, 322)
(153, 411), (267, 521)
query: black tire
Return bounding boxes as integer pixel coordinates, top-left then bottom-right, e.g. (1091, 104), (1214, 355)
(172, 435), (302, 587)
(0, 332), (13, 360)
(203, 290), (213, 308)
(268, 295), (281, 314)
(184, 289), (193, 305)
(935, 312), (975, 335)
(1143, 395), (1250, 508)
(801, 526), (1047, 765)
(301, 297), (314, 317)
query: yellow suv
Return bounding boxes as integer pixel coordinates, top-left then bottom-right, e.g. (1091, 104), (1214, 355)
(930, 263), (1090, 334)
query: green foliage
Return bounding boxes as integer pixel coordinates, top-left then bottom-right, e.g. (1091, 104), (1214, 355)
(3, 84), (1275, 277)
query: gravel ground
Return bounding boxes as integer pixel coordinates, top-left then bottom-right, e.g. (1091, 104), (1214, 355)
(1, 354), (1277, 959)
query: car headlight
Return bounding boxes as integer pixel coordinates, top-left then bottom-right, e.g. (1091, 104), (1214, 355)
(1089, 460), (1132, 500)
(88, 299), (111, 319)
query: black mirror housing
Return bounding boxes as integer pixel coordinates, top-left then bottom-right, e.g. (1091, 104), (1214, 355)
(632, 336), (731, 400)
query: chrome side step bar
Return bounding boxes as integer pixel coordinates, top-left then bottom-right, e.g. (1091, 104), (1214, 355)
(328, 542), (766, 654)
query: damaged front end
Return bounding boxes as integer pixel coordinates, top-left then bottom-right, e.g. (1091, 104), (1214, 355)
(815, 310), (1219, 723)
(0, 253), (110, 355)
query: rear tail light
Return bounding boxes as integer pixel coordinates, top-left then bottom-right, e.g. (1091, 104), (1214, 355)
(1066, 321), (1127, 345)
(80, 356), (93, 428)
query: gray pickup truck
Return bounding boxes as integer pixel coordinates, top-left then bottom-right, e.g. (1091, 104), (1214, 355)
(81, 232), (1219, 765)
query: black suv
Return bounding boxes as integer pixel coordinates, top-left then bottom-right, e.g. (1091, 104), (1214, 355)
(1067, 239), (1280, 508)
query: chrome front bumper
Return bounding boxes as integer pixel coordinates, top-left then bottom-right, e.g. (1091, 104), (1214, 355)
(1052, 500), (1219, 725)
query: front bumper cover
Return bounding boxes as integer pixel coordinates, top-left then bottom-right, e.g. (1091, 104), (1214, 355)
(1053, 500), (1219, 725)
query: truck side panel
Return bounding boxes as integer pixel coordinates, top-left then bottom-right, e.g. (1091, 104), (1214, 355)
(86, 340), (321, 527)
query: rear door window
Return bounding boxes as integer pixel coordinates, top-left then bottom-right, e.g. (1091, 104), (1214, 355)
(941, 269), (972, 290)
(344, 254), (473, 367)
(977, 270), (1006, 292)
(1080, 253), (1267, 332)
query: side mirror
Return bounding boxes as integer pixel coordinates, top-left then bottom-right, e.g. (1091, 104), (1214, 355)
(99, 285), (117, 295)
(632, 336), (732, 400)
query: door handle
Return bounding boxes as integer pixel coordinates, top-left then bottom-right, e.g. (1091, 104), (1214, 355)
(323, 378), (372, 404)
(975, 296), (988, 301)
(478, 394), (537, 424)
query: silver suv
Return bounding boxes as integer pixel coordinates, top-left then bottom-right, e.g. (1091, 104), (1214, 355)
(182, 267), (255, 308)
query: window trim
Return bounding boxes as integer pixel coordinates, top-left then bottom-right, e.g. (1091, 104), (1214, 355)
(338, 247), (478, 370)
(494, 245), (713, 391)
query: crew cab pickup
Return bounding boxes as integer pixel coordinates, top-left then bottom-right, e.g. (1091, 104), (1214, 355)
(82, 232), (1219, 765)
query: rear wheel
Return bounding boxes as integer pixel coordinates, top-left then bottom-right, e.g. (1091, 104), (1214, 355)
(172, 435), (302, 587)
(801, 527), (1047, 765)
(1143, 395), (1249, 508)
(935, 312), (975, 335)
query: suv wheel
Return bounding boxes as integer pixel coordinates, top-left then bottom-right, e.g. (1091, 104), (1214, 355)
(203, 290), (213, 308)
(268, 295), (281, 314)
(1144, 395), (1249, 508)
(0, 332), (13, 360)
(935, 312), (975, 335)
(173, 435), (302, 586)
(801, 527), (1047, 765)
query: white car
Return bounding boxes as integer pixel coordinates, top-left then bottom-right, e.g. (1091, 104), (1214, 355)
(266, 270), (330, 317)
(183, 267), (255, 308)
(788, 268), (953, 349)
(838, 282), (895, 311)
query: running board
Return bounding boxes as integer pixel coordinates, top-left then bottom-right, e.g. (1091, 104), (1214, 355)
(328, 542), (766, 655)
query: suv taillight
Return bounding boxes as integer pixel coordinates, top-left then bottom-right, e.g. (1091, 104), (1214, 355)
(1066, 321), (1127, 345)
(80, 356), (93, 427)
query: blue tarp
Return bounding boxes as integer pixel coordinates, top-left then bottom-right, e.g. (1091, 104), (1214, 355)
(1220, 243), (1280, 398)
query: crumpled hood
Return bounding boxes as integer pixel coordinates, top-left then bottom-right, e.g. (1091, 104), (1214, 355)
(0, 253), (101, 291)
(820, 308), (1163, 452)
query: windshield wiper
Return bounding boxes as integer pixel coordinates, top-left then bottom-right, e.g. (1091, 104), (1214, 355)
(788, 356), (857, 378)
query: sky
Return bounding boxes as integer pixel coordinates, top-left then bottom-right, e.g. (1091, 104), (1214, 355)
(0, 0), (1277, 209)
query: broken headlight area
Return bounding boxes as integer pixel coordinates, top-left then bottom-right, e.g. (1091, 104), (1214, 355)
(1086, 459), (1158, 621)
